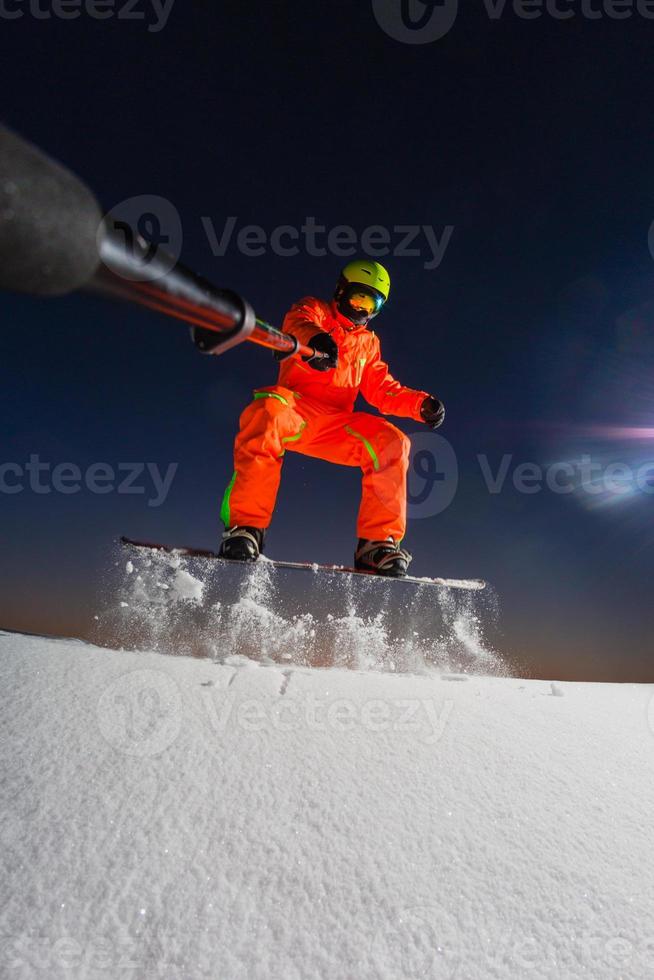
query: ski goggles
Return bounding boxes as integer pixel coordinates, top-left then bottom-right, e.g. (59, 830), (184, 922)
(347, 288), (385, 316)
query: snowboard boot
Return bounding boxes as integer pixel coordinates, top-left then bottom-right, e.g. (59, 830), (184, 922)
(354, 537), (412, 578)
(219, 526), (265, 562)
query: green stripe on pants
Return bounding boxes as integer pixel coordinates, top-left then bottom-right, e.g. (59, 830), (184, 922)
(220, 470), (237, 526)
(345, 425), (380, 471)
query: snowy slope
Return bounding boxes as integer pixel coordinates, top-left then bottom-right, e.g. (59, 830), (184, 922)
(1, 630), (654, 979)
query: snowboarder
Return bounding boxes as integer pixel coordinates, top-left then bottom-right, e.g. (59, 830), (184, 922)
(209, 260), (445, 577)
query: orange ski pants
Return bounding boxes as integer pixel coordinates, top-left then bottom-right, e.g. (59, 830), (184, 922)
(221, 386), (411, 541)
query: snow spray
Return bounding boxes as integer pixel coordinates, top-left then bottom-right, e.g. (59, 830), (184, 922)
(100, 547), (504, 676)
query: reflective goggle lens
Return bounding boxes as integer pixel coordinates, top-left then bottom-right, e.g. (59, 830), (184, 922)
(349, 290), (382, 315)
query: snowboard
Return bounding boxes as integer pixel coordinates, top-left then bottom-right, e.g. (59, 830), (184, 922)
(121, 536), (486, 592)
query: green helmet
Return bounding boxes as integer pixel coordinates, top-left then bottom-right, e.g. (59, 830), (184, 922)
(340, 259), (391, 302)
(335, 259), (391, 325)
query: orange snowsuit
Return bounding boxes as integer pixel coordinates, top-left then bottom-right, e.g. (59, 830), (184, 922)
(221, 297), (430, 541)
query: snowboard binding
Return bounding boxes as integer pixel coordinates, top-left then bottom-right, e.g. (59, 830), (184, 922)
(354, 538), (412, 578)
(219, 526), (265, 562)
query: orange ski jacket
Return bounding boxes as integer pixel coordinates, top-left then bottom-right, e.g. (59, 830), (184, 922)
(277, 297), (429, 419)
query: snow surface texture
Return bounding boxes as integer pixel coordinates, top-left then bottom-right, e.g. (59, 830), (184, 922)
(102, 549), (502, 676)
(2, 630), (654, 979)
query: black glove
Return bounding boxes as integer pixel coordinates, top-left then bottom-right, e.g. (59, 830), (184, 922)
(420, 395), (445, 429)
(303, 332), (338, 371)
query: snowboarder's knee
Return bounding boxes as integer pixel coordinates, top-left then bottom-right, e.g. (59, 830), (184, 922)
(368, 421), (411, 472)
(240, 387), (296, 428)
(252, 387), (296, 412)
(379, 421), (411, 457)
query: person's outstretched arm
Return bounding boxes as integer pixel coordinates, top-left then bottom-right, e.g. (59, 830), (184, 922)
(360, 334), (442, 424)
(282, 297), (328, 347)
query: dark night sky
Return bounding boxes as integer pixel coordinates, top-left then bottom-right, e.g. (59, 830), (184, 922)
(2, 1), (653, 680)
